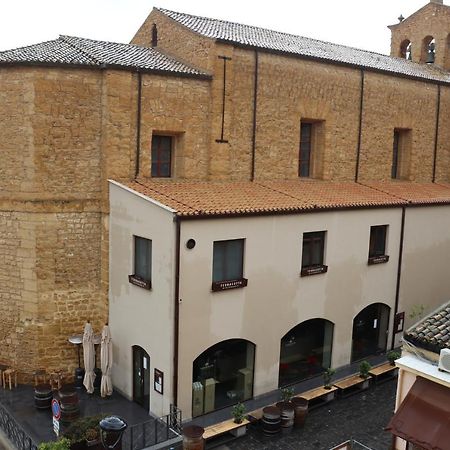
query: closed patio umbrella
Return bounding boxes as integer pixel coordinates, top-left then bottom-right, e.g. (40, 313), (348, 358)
(100, 324), (113, 398)
(83, 322), (96, 394)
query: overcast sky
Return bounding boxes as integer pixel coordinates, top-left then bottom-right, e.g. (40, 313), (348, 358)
(0, 0), (435, 54)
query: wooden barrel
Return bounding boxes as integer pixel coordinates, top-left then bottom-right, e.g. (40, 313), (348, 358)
(262, 406), (281, 436)
(58, 385), (80, 424)
(34, 383), (52, 409)
(182, 425), (204, 450)
(276, 402), (295, 430)
(291, 397), (308, 427)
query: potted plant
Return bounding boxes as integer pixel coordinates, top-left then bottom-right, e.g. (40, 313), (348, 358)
(323, 368), (336, 389)
(85, 428), (100, 447)
(359, 360), (372, 389)
(387, 350), (401, 366)
(280, 387), (294, 403)
(38, 438), (71, 450)
(230, 403), (247, 437)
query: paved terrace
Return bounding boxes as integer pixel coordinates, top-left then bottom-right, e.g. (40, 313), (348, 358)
(0, 385), (175, 449)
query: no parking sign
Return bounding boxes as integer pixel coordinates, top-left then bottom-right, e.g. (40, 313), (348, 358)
(52, 399), (61, 436)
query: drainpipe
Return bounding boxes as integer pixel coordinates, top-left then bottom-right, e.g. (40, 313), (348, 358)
(432, 84), (441, 183)
(134, 71), (142, 179)
(173, 216), (181, 406)
(355, 69), (365, 183)
(391, 206), (406, 349)
(250, 50), (259, 182)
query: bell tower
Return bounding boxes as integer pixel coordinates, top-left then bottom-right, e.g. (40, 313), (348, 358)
(388, 0), (450, 70)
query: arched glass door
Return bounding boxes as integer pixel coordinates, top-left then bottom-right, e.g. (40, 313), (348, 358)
(192, 339), (255, 417)
(132, 345), (150, 411)
(351, 303), (390, 362)
(279, 319), (334, 387)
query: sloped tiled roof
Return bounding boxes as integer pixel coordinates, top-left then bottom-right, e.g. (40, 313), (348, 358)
(0, 35), (209, 78)
(113, 179), (406, 218)
(362, 182), (450, 205)
(157, 8), (450, 85)
(405, 301), (450, 354)
(112, 179), (450, 218)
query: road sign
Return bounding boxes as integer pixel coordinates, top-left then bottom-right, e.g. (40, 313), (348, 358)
(53, 417), (60, 437)
(51, 399), (61, 420)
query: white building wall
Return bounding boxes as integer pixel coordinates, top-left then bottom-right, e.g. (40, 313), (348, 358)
(177, 208), (402, 417)
(109, 182), (176, 417)
(400, 206), (450, 330)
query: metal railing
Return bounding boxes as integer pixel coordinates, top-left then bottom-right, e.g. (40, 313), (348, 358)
(0, 402), (38, 450)
(122, 405), (182, 450)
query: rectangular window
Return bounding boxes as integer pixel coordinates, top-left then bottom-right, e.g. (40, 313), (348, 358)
(212, 239), (247, 291)
(392, 131), (400, 179)
(151, 135), (172, 177)
(129, 236), (152, 289)
(391, 129), (411, 180)
(299, 122), (313, 177)
(301, 231), (327, 276)
(368, 225), (389, 264)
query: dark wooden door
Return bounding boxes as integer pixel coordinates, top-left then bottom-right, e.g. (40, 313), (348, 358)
(132, 346), (150, 410)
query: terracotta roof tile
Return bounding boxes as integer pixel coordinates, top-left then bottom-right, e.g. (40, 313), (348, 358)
(115, 179), (406, 217)
(158, 8), (450, 85)
(363, 182), (450, 205)
(405, 301), (450, 354)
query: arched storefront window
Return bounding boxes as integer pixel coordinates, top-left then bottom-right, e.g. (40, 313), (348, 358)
(351, 303), (390, 362)
(192, 339), (255, 417)
(279, 319), (334, 387)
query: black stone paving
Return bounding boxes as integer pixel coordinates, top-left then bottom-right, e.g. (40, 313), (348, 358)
(220, 379), (397, 450)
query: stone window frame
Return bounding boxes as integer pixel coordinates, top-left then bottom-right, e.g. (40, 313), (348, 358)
(298, 119), (325, 179)
(151, 134), (173, 178)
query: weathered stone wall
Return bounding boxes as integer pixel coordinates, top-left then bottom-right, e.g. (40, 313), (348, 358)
(389, 2), (450, 68)
(138, 74), (211, 180)
(359, 73), (437, 182)
(435, 85), (450, 182)
(132, 9), (215, 72)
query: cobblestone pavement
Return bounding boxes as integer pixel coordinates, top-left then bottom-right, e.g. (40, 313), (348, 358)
(220, 378), (396, 450)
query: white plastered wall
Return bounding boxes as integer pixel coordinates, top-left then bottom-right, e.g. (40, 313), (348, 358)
(109, 182), (176, 417)
(177, 208), (403, 417)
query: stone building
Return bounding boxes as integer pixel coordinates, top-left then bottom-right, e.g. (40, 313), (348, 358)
(0, 0), (450, 416)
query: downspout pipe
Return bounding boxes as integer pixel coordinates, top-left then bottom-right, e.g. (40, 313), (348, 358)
(432, 84), (441, 183)
(251, 50), (259, 182)
(173, 216), (181, 406)
(391, 206), (406, 349)
(355, 69), (365, 183)
(134, 71), (142, 179)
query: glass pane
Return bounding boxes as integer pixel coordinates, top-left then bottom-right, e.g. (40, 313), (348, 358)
(135, 237), (151, 281)
(226, 240), (243, 280)
(213, 242), (225, 282)
(279, 319), (334, 387)
(192, 339), (255, 416)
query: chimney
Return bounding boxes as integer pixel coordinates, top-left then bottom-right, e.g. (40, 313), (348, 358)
(430, 0), (444, 4)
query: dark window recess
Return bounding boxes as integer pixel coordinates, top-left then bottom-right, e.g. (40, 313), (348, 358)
(368, 225), (389, 265)
(299, 122), (312, 177)
(151, 24), (158, 47)
(301, 231), (327, 276)
(212, 239), (247, 291)
(392, 131), (400, 179)
(129, 236), (152, 289)
(151, 135), (172, 177)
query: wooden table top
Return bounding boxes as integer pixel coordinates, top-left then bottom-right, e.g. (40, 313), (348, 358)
(299, 385), (337, 400)
(333, 374), (372, 390)
(203, 418), (249, 439)
(369, 362), (397, 376)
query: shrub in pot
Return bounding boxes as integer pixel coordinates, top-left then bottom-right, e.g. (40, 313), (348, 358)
(230, 403), (247, 437)
(387, 350), (401, 366)
(323, 368), (336, 389)
(359, 360), (371, 379)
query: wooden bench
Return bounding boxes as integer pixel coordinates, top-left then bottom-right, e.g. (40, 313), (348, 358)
(333, 374), (372, 397)
(204, 418), (249, 448)
(298, 385), (337, 410)
(369, 362), (398, 384)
